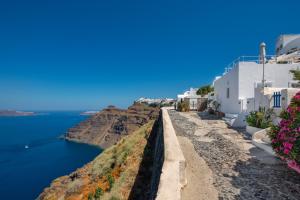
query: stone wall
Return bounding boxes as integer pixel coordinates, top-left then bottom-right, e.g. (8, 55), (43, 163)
(155, 108), (187, 200)
(148, 107), (187, 200)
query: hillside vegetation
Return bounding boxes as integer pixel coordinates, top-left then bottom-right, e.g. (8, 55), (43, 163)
(39, 120), (156, 200)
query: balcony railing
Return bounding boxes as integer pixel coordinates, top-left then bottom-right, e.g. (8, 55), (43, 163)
(224, 55), (276, 73)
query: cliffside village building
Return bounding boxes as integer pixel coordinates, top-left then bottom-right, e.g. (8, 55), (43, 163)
(176, 88), (207, 110)
(135, 97), (175, 106)
(213, 34), (300, 127)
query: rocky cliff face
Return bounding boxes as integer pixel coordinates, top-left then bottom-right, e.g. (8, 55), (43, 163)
(38, 121), (158, 200)
(38, 103), (160, 200)
(66, 103), (159, 148)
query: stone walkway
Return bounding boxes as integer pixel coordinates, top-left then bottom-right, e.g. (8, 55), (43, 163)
(168, 110), (300, 200)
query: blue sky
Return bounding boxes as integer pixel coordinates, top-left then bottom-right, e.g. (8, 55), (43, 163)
(0, 0), (299, 110)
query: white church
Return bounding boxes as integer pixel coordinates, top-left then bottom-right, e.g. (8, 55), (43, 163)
(213, 34), (300, 127)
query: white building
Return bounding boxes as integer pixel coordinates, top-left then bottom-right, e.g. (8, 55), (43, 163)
(177, 88), (198, 100)
(214, 35), (300, 127)
(177, 88), (203, 110)
(253, 87), (300, 112)
(276, 34), (300, 56)
(214, 61), (299, 114)
(135, 97), (175, 106)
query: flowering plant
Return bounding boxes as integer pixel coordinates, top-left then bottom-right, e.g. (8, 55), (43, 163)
(268, 91), (300, 173)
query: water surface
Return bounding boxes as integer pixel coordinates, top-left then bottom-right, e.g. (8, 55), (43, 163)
(0, 112), (101, 200)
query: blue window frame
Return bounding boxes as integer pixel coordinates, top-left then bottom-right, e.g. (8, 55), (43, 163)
(273, 92), (281, 108)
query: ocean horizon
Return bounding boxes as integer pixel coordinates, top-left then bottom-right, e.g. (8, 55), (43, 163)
(0, 111), (102, 200)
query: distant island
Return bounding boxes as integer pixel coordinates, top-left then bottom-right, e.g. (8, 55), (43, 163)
(0, 110), (35, 116)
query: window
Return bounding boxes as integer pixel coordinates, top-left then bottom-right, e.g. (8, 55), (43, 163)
(273, 92), (281, 108)
(226, 88), (230, 98)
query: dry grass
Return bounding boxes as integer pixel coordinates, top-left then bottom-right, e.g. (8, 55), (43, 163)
(86, 120), (155, 200)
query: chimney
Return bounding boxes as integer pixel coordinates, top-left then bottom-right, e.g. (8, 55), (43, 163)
(259, 42), (266, 64)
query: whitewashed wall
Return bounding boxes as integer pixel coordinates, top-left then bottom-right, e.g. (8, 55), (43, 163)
(281, 38), (300, 54)
(254, 87), (282, 111)
(214, 66), (240, 113)
(276, 35), (300, 55)
(238, 62), (299, 99)
(214, 61), (300, 114)
(281, 88), (300, 109)
(246, 98), (255, 112)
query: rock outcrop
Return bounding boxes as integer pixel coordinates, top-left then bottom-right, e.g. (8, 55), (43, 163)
(66, 103), (159, 148)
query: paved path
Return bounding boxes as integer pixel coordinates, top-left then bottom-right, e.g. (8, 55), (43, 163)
(178, 136), (218, 200)
(168, 110), (300, 200)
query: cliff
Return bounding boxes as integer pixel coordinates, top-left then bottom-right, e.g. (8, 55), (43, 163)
(38, 103), (162, 200)
(38, 119), (161, 200)
(66, 103), (159, 148)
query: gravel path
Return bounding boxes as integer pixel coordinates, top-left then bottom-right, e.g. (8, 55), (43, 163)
(168, 110), (300, 200)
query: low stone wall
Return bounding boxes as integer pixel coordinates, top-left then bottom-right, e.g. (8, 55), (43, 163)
(246, 125), (262, 136)
(155, 107), (187, 200)
(252, 128), (275, 156)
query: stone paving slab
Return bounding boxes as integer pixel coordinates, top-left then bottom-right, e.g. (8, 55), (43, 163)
(168, 110), (300, 200)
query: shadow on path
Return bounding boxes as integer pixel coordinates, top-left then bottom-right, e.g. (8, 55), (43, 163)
(197, 112), (221, 120)
(230, 147), (300, 200)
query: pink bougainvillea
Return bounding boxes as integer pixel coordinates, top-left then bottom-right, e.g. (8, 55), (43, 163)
(268, 91), (300, 173)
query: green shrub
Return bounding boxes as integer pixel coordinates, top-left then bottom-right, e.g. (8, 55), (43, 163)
(246, 107), (274, 129)
(290, 69), (300, 83)
(177, 101), (190, 112)
(88, 193), (94, 200)
(107, 174), (115, 191)
(94, 187), (103, 199)
(196, 85), (214, 97)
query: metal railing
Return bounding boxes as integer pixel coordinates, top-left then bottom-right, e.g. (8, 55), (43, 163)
(224, 55), (276, 73)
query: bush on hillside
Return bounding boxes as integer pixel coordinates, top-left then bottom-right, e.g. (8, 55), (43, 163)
(268, 92), (300, 173)
(246, 107), (274, 129)
(290, 69), (300, 83)
(86, 121), (155, 199)
(94, 187), (103, 199)
(177, 101), (190, 112)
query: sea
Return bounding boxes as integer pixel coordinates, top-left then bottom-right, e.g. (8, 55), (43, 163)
(0, 111), (102, 200)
